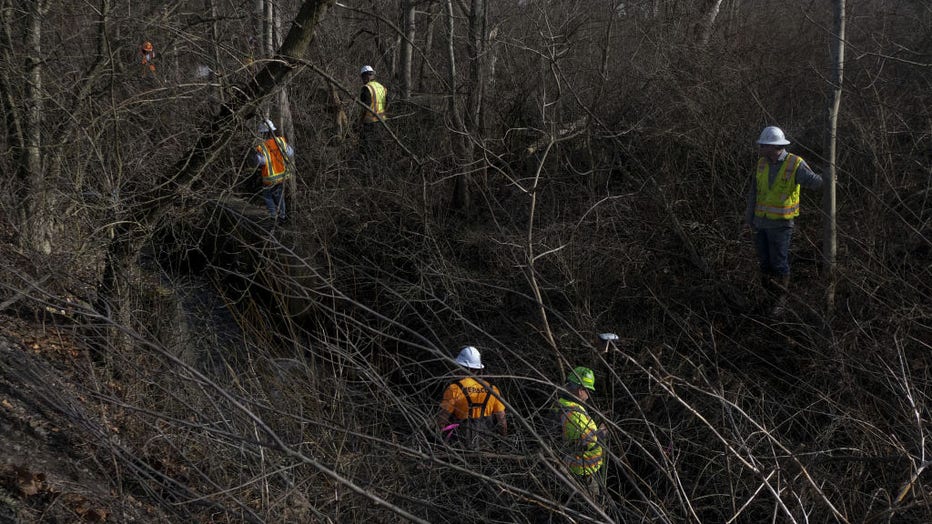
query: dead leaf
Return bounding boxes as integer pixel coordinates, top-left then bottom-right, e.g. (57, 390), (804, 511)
(63, 493), (109, 521)
(14, 465), (44, 496)
(82, 507), (109, 522)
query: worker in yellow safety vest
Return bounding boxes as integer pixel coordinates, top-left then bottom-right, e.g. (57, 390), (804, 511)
(253, 119), (295, 225)
(554, 366), (606, 500)
(745, 126), (823, 315)
(355, 65), (388, 169)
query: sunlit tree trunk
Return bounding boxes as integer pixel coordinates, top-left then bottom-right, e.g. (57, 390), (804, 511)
(400, 0), (416, 100)
(206, 0), (225, 105)
(257, 0), (293, 138)
(823, 0), (844, 313)
(698, 0), (724, 46)
(23, 0), (50, 254)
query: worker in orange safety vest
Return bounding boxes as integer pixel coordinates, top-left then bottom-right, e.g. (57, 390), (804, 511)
(139, 41), (156, 77)
(253, 119), (295, 225)
(437, 346), (507, 449)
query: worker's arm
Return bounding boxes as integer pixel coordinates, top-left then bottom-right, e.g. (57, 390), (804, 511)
(357, 85), (371, 126)
(437, 409), (452, 431)
(575, 415), (606, 449)
(595, 423), (608, 444)
(796, 160), (823, 190)
(494, 411), (507, 437)
(438, 383), (458, 431)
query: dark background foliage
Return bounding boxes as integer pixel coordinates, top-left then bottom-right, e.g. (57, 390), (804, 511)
(0, 0), (929, 522)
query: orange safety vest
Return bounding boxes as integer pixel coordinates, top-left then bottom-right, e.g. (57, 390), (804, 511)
(441, 377), (505, 420)
(440, 378), (504, 448)
(362, 81), (387, 123)
(140, 50), (156, 72)
(256, 137), (290, 186)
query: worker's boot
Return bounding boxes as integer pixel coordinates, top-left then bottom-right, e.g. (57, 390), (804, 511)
(770, 275), (790, 317)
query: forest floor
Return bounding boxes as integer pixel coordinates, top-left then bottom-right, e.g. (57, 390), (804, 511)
(0, 314), (165, 523)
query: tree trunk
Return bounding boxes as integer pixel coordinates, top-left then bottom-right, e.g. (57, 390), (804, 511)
(417, 2), (437, 94)
(272, 0), (296, 208)
(206, 0), (225, 105)
(466, 0), (485, 134)
(446, 0), (471, 210)
(0, 0), (25, 215)
(23, 0), (51, 254)
(823, 0), (844, 313)
(697, 0), (724, 47)
(400, 0), (416, 100)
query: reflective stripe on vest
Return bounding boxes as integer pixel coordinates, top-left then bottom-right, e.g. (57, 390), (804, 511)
(257, 137), (289, 186)
(363, 81), (387, 123)
(754, 153), (802, 219)
(557, 398), (604, 476)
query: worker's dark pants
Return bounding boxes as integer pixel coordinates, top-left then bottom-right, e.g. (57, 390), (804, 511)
(357, 123), (384, 173)
(754, 226), (793, 276)
(262, 183), (286, 219)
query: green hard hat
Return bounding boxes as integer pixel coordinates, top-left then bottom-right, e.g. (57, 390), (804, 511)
(568, 366), (596, 391)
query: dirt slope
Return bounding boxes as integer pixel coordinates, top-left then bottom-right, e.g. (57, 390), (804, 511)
(0, 316), (159, 523)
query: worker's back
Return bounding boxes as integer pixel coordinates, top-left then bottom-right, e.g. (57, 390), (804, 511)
(440, 377), (503, 449)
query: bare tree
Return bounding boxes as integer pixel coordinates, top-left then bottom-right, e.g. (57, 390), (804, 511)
(20, 0), (50, 254)
(258, 0), (294, 139)
(400, 0), (417, 99)
(823, 0), (844, 312)
(697, 0), (724, 47)
(445, 0), (472, 210)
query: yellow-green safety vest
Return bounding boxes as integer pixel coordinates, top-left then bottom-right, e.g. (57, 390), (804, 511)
(363, 81), (387, 123)
(754, 153), (803, 220)
(557, 398), (604, 476)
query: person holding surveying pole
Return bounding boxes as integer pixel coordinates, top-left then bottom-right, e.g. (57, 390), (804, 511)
(554, 365), (607, 503)
(253, 118), (294, 225)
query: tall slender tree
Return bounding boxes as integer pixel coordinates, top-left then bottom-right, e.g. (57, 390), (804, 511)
(400, 0), (416, 100)
(446, 0), (471, 210)
(23, 0), (50, 254)
(823, 0), (844, 313)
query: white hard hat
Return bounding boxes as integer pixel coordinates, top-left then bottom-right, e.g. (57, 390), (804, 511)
(258, 118), (276, 133)
(454, 346), (484, 369)
(756, 126), (790, 146)
(360, 65), (375, 75)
